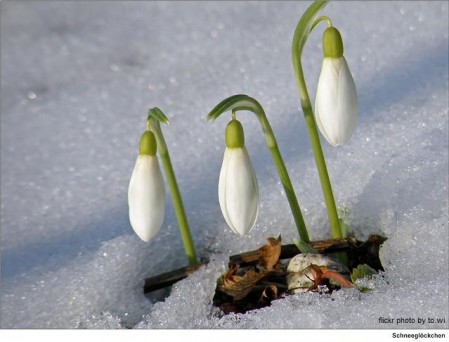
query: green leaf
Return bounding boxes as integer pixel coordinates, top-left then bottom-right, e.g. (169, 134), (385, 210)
(293, 239), (318, 254)
(351, 264), (377, 283)
(339, 217), (349, 238)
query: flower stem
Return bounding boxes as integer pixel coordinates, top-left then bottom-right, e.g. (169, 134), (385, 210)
(148, 108), (198, 265)
(292, 1), (342, 239)
(207, 95), (310, 243)
(269, 141), (310, 243)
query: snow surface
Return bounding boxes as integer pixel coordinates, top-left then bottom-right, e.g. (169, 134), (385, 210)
(1, 1), (448, 329)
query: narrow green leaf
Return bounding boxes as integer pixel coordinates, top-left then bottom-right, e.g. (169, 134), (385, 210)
(294, 239), (318, 254)
(339, 217), (349, 238)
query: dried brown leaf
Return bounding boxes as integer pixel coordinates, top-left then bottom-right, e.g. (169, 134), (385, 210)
(321, 268), (353, 288)
(219, 266), (267, 300)
(257, 236), (282, 270)
(306, 265), (353, 291)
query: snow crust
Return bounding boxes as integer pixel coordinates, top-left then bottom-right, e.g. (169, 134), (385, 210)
(1, 1), (448, 329)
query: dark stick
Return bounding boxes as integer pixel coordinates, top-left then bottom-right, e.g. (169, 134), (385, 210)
(144, 262), (207, 293)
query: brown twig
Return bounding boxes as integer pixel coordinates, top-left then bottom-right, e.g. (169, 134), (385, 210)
(144, 262), (207, 293)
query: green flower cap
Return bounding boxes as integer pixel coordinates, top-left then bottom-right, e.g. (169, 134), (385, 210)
(323, 26), (344, 58)
(225, 119), (245, 148)
(139, 130), (157, 156)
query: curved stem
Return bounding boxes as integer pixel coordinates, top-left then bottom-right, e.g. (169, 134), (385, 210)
(207, 95), (310, 243)
(292, 1), (342, 239)
(311, 16), (332, 31)
(148, 108), (198, 265)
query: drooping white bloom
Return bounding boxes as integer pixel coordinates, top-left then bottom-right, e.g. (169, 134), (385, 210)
(315, 57), (358, 146)
(219, 146), (259, 235)
(315, 26), (358, 147)
(128, 131), (165, 242)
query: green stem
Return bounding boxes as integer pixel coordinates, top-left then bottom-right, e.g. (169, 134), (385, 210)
(207, 95), (310, 243)
(270, 142), (309, 243)
(292, 1), (342, 239)
(148, 108), (198, 265)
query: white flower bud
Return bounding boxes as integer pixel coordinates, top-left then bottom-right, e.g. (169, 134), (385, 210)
(128, 155), (165, 242)
(315, 56), (358, 146)
(218, 147), (259, 235)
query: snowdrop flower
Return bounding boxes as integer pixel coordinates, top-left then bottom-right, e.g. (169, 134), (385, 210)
(128, 130), (165, 242)
(315, 26), (358, 146)
(219, 119), (259, 235)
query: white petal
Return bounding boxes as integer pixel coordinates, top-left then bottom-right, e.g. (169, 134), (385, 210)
(218, 147), (259, 235)
(336, 57), (358, 143)
(315, 57), (358, 146)
(128, 155), (165, 242)
(315, 58), (339, 144)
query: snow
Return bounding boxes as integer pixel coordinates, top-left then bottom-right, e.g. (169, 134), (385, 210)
(1, 1), (448, 329)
